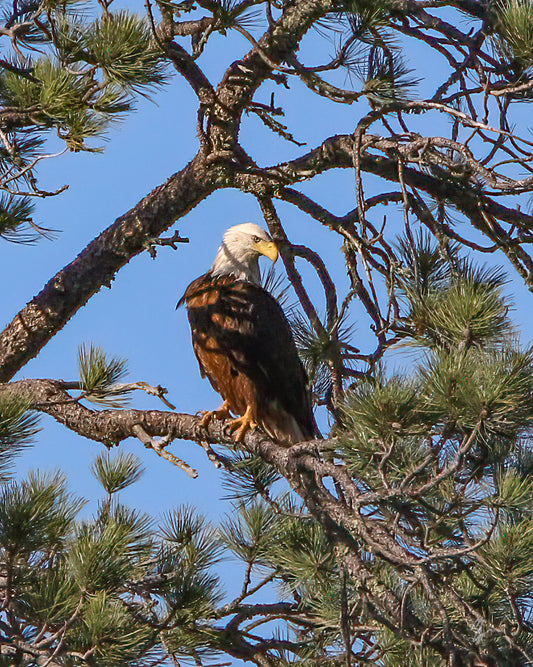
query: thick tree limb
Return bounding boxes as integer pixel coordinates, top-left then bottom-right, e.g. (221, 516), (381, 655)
(0, 155), (214, 382)
(209, 0), (335, 145)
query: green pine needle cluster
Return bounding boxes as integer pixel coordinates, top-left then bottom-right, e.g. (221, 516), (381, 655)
(91, 450), (145, 494)
(78, 342), (132, 407)
(493, 0), (533, 71)
(0, 391), (39, 449)
(291, 311), (355, 403)
(339, 323), (533, 483)
(0, 471), (82, 555)
(220, 498), (357, 653)
(492, 468), (533, 510)
(4, 453), (232, 665)
(398, 232), (511, 350)
(0, 2), (167, 198)
(0, 391), (39, 488)
(79, 11), (166, 91)
(0, 195), (38, 244)
(359, 49), (419, 105)
(341, 0), (393, 38)
(325, 0), (417, 105)
(212, 0), (263, 32)
(421, 346), (533, 436)
(222, 451), (282, 504)
(221, 500), (278, 564)
(269, 515), (336, 591)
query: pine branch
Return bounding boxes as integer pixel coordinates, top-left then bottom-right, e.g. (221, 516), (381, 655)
(91, 451), (145, 494)
(78, 343), (130, 408)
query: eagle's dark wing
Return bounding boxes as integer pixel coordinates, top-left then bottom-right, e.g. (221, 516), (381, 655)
(219, 280), (317, 439)
(178, 274), (215, 381)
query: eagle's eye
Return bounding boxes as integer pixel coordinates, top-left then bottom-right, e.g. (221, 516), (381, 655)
(252, 235), (261, 243)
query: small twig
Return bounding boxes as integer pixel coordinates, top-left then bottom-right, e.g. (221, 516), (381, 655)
(56, 380), (177, 410)
(146, 231), (189, 259)
(197, 440), (231, 468)
(129, 381), (177, 410)
(131, 424), (198, 478)
(1, 148), (67, 187)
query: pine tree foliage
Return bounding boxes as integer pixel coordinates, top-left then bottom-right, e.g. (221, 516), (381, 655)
(0, 391), (39, 449)
(221, 451), (282, 504)
(291, 310), (355, 403)
(91, 450), (145, 495)
(0, 195), (38, 243)
(7, 0), (533, 663)
(0, 446), (354, 665)
(397, 234), (512, 352)
(319, 244), (533, 663)
(0, 445), (271, 663)
(78, 342), (133, 407)
(0, 0), (165, 239)
(340, 0), (393, 39)
(493, 0), (533, 71)
(358, 49), (419, 105)
(211, 0), (263, 32)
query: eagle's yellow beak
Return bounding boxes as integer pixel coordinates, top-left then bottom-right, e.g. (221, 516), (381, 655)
(255, 239), (278, 263)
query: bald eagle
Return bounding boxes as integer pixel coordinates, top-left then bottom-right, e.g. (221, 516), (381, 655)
(179, 223), (317, 444)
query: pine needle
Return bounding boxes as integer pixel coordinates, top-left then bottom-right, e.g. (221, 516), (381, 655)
(221, 451), (282, 504)
(78, 343), (131, 407)
(91, 451), (145, 495)
(493, 0), (533, 70)
(0, 392), (40, 451)
(0, 195), (39, 244)
(358, 48), (419, 105)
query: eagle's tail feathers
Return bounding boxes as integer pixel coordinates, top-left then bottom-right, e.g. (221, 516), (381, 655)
(261, 403), (315, 446)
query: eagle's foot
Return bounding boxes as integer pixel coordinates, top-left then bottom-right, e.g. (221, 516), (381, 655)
(198, 401), (232, 429)
(226, 406), (258, 442)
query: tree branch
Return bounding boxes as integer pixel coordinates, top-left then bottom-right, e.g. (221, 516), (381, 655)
(0, 155), (214, 382)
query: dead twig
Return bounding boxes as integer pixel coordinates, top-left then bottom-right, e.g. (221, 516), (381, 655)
(131, 424), (198, 478)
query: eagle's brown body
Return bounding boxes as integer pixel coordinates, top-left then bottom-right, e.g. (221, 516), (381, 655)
(181, 272), (317, 444)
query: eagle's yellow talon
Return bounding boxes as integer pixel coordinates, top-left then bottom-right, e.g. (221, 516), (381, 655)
(226, 406), (258, 442)
(198, 401), (232, 428)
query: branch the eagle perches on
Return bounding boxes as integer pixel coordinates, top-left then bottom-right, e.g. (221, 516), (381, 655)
(1, 376), (492, 571)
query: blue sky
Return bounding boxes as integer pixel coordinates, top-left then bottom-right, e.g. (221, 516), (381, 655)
(2, 0), (533, 642)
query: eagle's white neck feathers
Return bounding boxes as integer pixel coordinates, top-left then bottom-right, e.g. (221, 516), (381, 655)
(211, 223), (274, 285)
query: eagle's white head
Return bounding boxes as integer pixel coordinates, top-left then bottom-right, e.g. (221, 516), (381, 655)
(211, 223), (278, 285)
